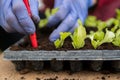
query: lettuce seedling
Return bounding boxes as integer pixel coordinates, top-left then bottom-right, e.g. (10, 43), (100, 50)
(45, 8), (59, 18)
(116, 9), (120, 20)
(105, 18), (116, 27)
(39, 8), (59, 28)
(70, 20), (86, 49)
(85, 16), (97, 27)
(54, 32), (71, 48)
(87, 31), (105, 49)
(99, 29), (115, 46)
(45, 8), (51, 18)
(112, 29), (120, 47)
(39, 8), (50, 28)
(94, 31), (105, 41)
(87, 29), (115, 49)
(51, 8), (59, 15)
(97, 20), (107, 31)
(111, 19), (119, 32)
(39, 19), (48, 28)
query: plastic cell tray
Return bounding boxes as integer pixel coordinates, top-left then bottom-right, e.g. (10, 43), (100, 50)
(4, 49), (120, 61)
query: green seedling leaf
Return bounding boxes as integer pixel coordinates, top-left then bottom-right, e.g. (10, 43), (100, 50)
(97, 20), (107, 31)
(94, 31), (105, 41)
(71, 19), (86, 49)
(51, 8), (59, 15)
(116, 9), (120, 20)
(87, 31), (105, 49)
(38, 8), (59, 28)
(112, 37), (120, 47)
(99, 29), (115, 45)
(106, 18), (116, 27)
(45, 8), (59, 18)
(112, 29), (120, 47)
(88, 29), (115, 49)
(111, 19), (119, 32)
(39, 19), (48, 28)
(45, 8), (51, 18)
(87, 32), (97, 49)
(115, 29), (120, 37)
(116, 9), (120, 15)
(87, 31), (94, 40)
(54, 39), (63, 48)
(60, 32), (71, 41)
(85, 16), (97, 27)
(91, 40), (100, 49)
(93, 31), (105, 49)
(54, 32), (71, 48)
(38, 8), (50, 28)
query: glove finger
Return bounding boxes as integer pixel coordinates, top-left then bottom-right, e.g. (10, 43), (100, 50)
(1, 0), (16, 33)
(6, 7), (26, 34)
(54, 0), (63, 8)
(29, 0), (40, 24)
(47, 5), (69, 27)
(69, 21), (79, 33)
(49, 13), (77, 42)
(12, 0), (36, 34)
(78, 6), (88, 23)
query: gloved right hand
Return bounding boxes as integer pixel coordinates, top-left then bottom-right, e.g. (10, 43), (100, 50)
(0, 0), (40, 34)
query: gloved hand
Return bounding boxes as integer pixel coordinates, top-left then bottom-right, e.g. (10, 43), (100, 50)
(0, 0), (40, 34)
(47, 0), (94, 42)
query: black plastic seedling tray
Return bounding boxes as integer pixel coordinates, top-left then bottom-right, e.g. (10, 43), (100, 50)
(4, 49), (120, 61)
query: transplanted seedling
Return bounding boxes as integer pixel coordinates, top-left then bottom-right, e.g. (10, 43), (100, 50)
(39, 8), (59, 28)
(87, 31), (105, 49)
(112, 29), (120, 47)
(105, 18), (116, 27)
(70, 19), (87, 49)
(116, 9), (120, 20)
(39, 19), (48, 28)
(87, 29), (115, 49)
(99, 29), (115, 45)
(54, 32), (71, 48)
(111, 19), (120, 32)
(85, 16), (97, 27)
(97, 20), (107, 31)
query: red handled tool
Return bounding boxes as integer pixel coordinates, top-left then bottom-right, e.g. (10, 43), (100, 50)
(23, 0), (38, 48)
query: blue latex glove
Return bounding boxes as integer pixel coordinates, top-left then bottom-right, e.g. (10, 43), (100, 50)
(48, 0), (93, 42)
(0, 0), (40, 34)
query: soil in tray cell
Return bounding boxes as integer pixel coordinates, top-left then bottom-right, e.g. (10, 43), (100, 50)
(10, 27), (120, 51)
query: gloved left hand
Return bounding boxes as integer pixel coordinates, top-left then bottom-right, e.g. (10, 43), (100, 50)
(0, 0), (40, 34)
(47, 0), (94, 42)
